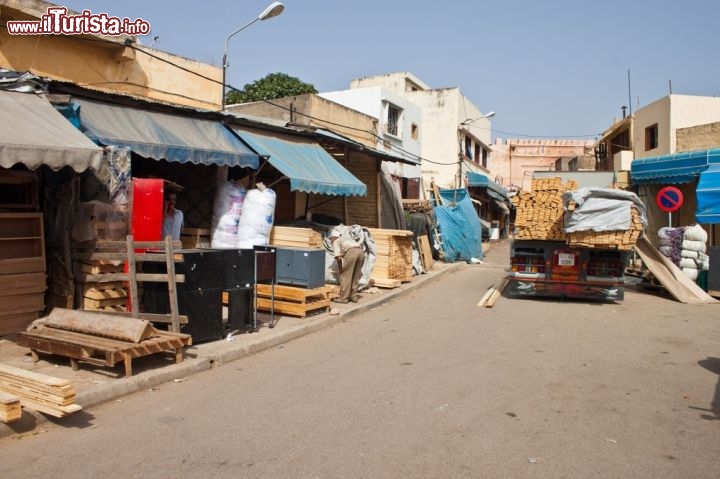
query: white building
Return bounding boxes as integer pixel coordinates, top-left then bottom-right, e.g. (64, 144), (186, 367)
(319, 85), (422, 181)
(321, 72), (495, 194)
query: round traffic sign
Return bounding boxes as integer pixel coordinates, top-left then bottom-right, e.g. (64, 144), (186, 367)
(656, 186), (683, 213)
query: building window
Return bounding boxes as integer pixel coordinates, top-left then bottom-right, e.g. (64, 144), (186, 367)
(645, 123), (659, 151)
(465, 136), (473, 159)
(481, 148), (488, 168)
(411, 123), (419, 140)
(386, 104), (400, 136)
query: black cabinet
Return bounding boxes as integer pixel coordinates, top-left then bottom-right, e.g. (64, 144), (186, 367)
(275, 247), (326, 289)
(143, 249), (256, 343)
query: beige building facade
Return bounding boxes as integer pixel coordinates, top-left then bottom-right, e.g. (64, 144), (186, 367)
(0, 0), (222, 110)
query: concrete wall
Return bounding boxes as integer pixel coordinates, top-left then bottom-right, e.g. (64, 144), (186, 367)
(632, 95), (720, 158)
(0, 0), (221, 110)
(491, 138), (594, 191)
(227, 94), (379, 148)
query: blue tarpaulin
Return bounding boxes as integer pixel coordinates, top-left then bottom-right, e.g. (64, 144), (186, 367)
(434, 188), (483, 262)
(72, 98), (259, 168)
(696, 164), (720, 224)
(232, 128), (367, 196)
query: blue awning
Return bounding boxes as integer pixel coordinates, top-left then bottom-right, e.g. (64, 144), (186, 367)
(696, 164), (720, 224)
(466, 171), (509, 200)
(232, 128), (367, 196)
(630, 148), (720, 185)
(73, 98), (259, 168)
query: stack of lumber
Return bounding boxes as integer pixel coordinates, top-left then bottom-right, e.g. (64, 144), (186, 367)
(402, 199), (434, 213)
(180, 227), (211, 249)
(566, 206), (644, 250)
(80, 261), (128, 312)
(270, 226), (323, 248)
(0, 363), (81, 418)
(255, 283), (331, 317)
(512, 178), (579, 241)
(367, 228), (414, 288)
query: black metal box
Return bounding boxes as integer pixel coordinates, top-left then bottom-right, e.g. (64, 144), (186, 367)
(275, 247), (326, 289)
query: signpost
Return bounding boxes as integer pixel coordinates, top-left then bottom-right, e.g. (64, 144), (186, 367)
(656, 186), (683, 227)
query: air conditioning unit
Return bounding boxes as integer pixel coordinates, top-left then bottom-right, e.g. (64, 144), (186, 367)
(614, 150), (634, 171)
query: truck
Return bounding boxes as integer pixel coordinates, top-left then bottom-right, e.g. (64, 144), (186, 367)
(505, 176), (646, 302)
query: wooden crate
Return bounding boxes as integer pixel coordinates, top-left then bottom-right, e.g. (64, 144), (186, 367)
(180, 227), (211, 249)
(255, 283), (331, 317)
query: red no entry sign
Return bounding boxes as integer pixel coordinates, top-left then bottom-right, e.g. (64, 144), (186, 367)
(656, 186), (683, 212)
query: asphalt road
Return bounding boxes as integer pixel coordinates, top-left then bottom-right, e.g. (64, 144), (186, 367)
(1, 259), (720, 478)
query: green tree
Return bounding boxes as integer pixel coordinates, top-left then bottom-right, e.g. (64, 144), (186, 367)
(225, 72), (317, 105)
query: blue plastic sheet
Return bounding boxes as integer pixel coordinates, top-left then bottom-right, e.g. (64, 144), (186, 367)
(434, 188), (483, 262)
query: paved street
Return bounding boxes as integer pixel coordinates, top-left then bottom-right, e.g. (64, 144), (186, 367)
(1, 243), (719, 478)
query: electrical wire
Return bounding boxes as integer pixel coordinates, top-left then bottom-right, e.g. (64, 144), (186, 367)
(1, 25), (599, 152)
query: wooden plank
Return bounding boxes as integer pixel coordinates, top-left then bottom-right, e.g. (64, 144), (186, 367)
(476, 287), (495, 307)
(84, 287), (127, 300)
(40, 308), (157, 343)
(0, 390), (22, 423)
(0, 293), (44, 316)
(256, 297), (330, 317)
(0, 272), (46, 296)
(370, 278), (401, 288)
(0, 312), (39, 336)
(256, 284), (329, 301)
(417, 235), (434, 272)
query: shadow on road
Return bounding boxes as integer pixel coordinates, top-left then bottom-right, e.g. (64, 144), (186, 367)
(694, 357), (720, 420)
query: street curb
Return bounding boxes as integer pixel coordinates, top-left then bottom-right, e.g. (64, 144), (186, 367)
(0, 261), (464, 438)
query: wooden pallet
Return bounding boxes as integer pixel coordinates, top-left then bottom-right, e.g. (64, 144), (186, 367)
(15, 325), (192, 378)
(255, 284), (331, 317)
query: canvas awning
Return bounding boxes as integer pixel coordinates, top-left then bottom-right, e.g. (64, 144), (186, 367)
(0, 89), (102, 172)
(232, 128), (367, 196)
(73, 98), (259, 168)
(630, 148), (720, 185)
(466, 171), (509, 200)
(696, 164), (720, 224)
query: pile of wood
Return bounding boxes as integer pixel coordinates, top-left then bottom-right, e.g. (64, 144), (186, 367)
(79, 261), (128, 312)
(367, 228), (413, 288)
(566, 206), (644, 250)
(255, 283), (332, 317)
(0, 363), (81, 420)
(512, 178), (578, 241)
(270, 226), (323, 248)
(402, 199), (434, 213)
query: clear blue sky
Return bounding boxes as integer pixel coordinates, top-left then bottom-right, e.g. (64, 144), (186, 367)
(61, 0), (720, 141)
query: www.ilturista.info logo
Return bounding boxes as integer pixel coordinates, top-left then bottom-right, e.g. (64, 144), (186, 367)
(7, 7), (150, 36)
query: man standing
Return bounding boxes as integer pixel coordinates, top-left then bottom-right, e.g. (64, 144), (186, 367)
(162, 191), (184, 241)
(330, 235), (365, 303)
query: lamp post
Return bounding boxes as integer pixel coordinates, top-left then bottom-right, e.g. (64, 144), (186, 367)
(221, 1), (285, 110)
(457, 111), (496, 188)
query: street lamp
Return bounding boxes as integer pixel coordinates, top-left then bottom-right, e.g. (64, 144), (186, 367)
(460, 111), (496, 126)
(221, 1), (285, 110)
(457, 111), (496, 188)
